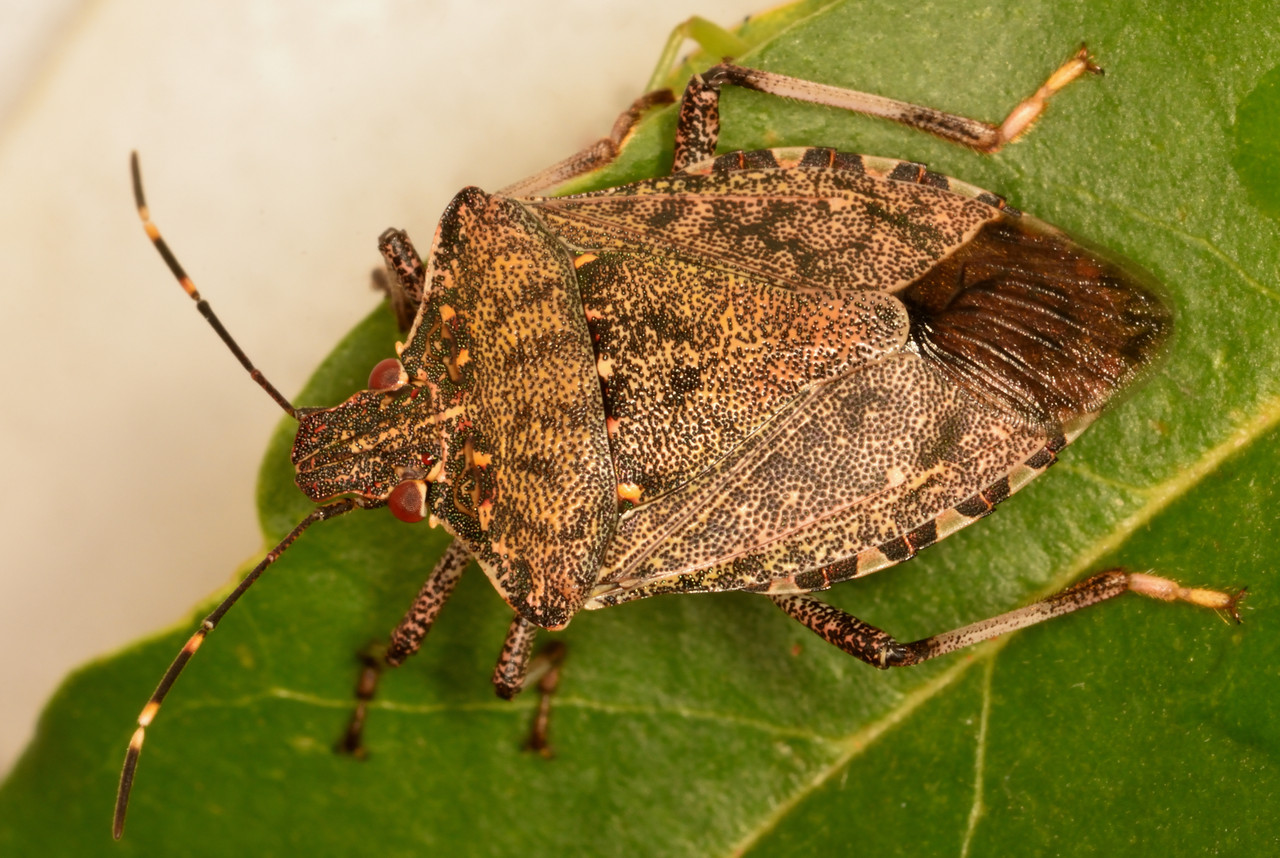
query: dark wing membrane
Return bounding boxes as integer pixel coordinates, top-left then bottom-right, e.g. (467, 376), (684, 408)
(901, 217), (1171, 426)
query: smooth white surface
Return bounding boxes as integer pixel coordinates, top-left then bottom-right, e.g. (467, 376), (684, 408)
(0, 0), (756, 775)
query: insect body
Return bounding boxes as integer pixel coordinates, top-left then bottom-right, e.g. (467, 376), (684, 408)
(115, 45), (1242, 838)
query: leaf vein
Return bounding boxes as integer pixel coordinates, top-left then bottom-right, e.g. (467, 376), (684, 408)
(723, 389), (1280, 856)
(959, 658), (994, 858)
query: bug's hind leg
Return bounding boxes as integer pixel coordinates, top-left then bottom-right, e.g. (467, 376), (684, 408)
(337, 540), (469, 756)
(771, 570), (1245, 668)
(671, 46), (1101, 172)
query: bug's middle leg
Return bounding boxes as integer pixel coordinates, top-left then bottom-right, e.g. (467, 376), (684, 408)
(771, 569), (1244, 668)
(337, 540), (469, 756)
(491, 615), (569, 756)
(497, 90), (676, 197)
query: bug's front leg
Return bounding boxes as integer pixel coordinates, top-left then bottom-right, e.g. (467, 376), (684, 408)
(670, 46), (1101, 172)
(771, 570), (1245, 668)
(337, 540), (469, 756)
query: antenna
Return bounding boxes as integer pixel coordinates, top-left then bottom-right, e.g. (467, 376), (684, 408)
(130, 152), (296, 417)
(112, 498), (359, 838)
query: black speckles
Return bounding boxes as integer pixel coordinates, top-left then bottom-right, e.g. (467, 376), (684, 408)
(1023, 447), (1057, 469)
(710, 150), (781, 171)
(983, 476), (1012, 506)
(406, 189), (616, 623)
(887, 161), (928, 183)
(915, 409), (967, 470)
(575, 249), (907, 500)
(878, 535), (915, 563)
(874, 300), (903, 330)
(975, 191), (1007, 210)
(791, 568), (830, 591)
(644, 199), (685, 230)
(711, 199), (807, 255)
(665, 365), (701, 404)
(860, 199), (947, 255)
(906, 518), (938, 551)
(741, 150), (781, 169)
(799, 147), (836, 168)
(595, 352), (1050, 603)
(713, 152), (746, 172)
(507, 147), (1161, 608)
(954, 494), (993, 519)
(832, 152), (866, 173)
(920, 171), (950, 190)
(711, 150), (778, 172)
(535, 163), (995, 296)
(731, 553), (768, 583)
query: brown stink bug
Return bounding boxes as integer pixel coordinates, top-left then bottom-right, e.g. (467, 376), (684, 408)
(113, 43), (1244, 838)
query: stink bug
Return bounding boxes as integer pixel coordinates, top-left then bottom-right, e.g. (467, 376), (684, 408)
(114, 41), (1243, 839)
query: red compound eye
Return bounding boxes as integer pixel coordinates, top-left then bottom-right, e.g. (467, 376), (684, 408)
(388, 479), (428, 523)
(368, 357), (406, 391)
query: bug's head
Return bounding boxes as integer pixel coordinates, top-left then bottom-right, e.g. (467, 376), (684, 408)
(290, 355), (444, 518)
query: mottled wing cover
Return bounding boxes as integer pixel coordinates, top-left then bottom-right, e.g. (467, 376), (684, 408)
(572, 253), (910, 501)
(532, 167), (997, 294)
(590, 352), (1050, 604)
(528, 165), (997, 506)
(401, 188), (616, 628)
(536, 153), (1168, 607)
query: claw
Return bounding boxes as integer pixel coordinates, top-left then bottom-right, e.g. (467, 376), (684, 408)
(1223, 587), (1249, 625)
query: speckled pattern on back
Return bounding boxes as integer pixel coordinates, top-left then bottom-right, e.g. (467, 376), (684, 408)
(587, 351), (1049, 606)
(399, 188), (616, 629)
(529, 161), (998, 295)
(574, 252), (908, 503)
(303, 146), (1169, 626)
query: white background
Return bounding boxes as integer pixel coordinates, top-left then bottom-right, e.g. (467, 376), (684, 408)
(0, 0), (755, 776)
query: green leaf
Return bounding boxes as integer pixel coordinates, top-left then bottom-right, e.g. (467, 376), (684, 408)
(4, 1), (1278, 855)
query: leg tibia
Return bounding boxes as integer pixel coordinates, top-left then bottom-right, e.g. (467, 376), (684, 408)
(523, 641), (567, 757)
(673, 45), (1100, 168)
(498, 90), (675, 197)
